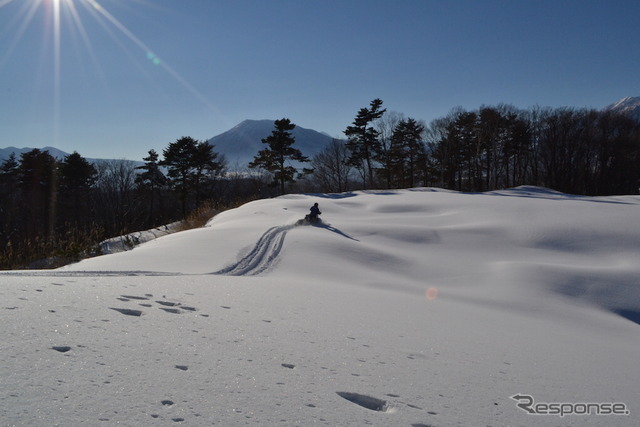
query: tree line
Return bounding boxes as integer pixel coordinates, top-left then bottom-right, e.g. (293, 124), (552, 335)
(2, 99), (639, 268)
(0, 136), (270, 269)
(308, 99), (640, 195)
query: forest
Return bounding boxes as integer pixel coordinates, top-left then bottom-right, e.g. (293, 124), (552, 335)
(1, 99), (639, 269)
(316, 99), (640, 196)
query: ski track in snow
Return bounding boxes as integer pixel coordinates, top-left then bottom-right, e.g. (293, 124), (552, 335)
(212, 224), (294, 276)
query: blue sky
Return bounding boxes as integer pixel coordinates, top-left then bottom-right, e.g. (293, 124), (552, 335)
(1, 0), (638, 160)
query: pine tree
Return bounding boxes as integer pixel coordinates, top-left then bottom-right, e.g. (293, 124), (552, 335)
(344, 98), (386, 189)
(18, 149), (58, 238)
(58, 151), (98, 226)
(389, 118), (426, 188)
(161, 137), (223, 216)
(0, 153), (19, 198)
(136, 149), (167, 226)
(0, 153), (20, 245)
(248, 118), (311, 195)
(59, 152), (97, 192)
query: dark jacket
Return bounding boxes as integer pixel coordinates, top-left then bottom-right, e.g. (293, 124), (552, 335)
(309, 204), (321, 218)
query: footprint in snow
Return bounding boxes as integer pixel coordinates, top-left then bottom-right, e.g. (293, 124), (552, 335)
(110, 307), (143, 317)
(156, 300), (180, 307)
(337, 392), (389, 412)
(121, 295), (150, 300)
(114, 296), (197, 314)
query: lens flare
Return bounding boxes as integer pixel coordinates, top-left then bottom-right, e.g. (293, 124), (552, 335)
(425, 287), (439, 301)
(146, 52), (161, 66)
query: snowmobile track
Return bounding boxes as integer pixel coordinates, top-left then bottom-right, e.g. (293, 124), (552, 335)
(212, 225), (294, 276)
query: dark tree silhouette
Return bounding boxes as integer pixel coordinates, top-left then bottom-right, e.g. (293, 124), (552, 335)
(311, 139), (354, 193)
(59, 151), (97, 192)
(249, 118), (311, 195)
(161, 137), (223, 216)
(136, 149), (167, 227)
(388, 118), (426, 188)
(18, 149), (58, 239)
(344, 98), (386, 189)
(0, 153), (20, 245)
(58, 151), (97, 225)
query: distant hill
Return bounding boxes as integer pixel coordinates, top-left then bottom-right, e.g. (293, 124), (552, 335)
(207, 119), (337, 167)
(0, 146), (70, 162)
(0, 147), (142, 166)
(1, 120), (334, 168)
(605, 96), (640, 121)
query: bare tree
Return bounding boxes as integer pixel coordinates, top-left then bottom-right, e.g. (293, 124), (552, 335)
(375, 111), (404, 188)
(311, 139), (353, 193)
(94, 159), (139, 232)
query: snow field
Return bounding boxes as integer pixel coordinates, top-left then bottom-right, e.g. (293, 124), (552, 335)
(2, 186), (639, 426)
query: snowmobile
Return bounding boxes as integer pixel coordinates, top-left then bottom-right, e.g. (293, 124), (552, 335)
(303, 213), (322, 224)
(295, 203), (322, 226)
(295, 214), (322, 226)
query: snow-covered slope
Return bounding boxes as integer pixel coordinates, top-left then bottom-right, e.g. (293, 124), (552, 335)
(2, 187), (639, 426)
(605, 96), (640, 121)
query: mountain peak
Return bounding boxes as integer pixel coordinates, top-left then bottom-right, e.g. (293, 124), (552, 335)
(230, 119), (273, 130)
(605, 96), (640, 121)
(208, 120), (335, 166)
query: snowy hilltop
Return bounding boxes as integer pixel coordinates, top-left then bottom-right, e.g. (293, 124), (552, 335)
(1, 187), (639, 426)
(605, 96), (640, 121)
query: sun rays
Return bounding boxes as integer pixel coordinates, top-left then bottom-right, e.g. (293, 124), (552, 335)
(0, 0), (219, 146)
(1, 0), (166, 75)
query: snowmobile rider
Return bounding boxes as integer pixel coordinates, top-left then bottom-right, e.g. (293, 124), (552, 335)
(309, 203), (321, 221)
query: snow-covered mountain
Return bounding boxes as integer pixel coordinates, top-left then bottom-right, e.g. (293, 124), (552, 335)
(605, 96), (640, 121)
(208, 119), (336, 167)
(2, 187), (639, 425)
